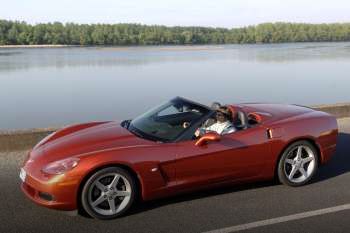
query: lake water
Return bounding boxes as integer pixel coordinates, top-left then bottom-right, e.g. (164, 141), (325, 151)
(1, 42), (350, 129)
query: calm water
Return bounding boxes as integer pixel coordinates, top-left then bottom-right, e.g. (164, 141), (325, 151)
(1, 43), (350, 129)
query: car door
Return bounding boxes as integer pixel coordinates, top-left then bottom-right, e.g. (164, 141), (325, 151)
(175, 125), (271, 189)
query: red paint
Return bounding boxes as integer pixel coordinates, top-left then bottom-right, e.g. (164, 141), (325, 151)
(20, 103), (338, 211)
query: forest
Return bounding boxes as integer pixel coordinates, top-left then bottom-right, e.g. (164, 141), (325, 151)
(1, 19), (350, 45)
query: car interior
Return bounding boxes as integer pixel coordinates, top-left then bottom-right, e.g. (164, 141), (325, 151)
(204, 102), (262, 132)
(125, 98), (265, 142)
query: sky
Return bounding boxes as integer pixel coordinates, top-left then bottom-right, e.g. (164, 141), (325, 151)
(1, 0), (350, 28)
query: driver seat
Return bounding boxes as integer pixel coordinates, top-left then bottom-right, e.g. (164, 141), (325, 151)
(226, 105), (249, 130)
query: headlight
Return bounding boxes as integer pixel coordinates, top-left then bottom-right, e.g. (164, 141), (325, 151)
(42, 157), (80, 175)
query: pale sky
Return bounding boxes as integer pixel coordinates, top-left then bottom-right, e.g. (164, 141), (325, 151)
(1, 0), (350, 28)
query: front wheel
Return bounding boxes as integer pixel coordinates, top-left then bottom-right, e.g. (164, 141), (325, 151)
(81, 167), (137, 219)
(277, 141), (318, 186)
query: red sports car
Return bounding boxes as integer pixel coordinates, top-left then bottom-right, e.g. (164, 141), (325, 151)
(20, 97), (338, 219)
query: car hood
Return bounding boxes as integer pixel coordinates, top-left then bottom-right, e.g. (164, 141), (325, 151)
(30, 121), (154, 163)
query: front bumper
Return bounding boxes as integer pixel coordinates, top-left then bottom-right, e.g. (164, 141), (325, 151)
(20, 167), (80, 211)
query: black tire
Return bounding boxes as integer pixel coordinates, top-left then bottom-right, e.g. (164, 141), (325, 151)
(81, 167), (137, 219)
(277, 140), (319, 187)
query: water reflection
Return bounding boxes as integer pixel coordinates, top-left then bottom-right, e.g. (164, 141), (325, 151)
(1, 43), (350, 73)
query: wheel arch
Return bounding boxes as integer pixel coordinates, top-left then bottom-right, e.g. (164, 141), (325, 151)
(76, 163), (143, 213)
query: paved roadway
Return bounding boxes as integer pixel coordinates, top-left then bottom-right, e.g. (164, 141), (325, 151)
(0, 118), (350, 233)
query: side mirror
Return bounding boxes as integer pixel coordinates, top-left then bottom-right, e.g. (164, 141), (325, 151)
(195, 132), (221, 146)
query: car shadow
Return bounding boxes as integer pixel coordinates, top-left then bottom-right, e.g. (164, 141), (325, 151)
(125, 180), (277, 217)
(313, 132), (350, 182)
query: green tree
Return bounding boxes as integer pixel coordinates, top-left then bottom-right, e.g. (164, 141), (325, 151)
(2, 19), (350, 46)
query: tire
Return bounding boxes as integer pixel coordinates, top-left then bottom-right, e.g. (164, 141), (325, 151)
(81, 167), (137, 219)
(277, 140), (318, 187)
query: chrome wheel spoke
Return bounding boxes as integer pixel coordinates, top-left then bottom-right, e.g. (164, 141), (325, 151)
(117, 196), (130, 213)
(95, 181), (106, 191)
(110, 175), (120, 188)
(92, 195), (106, 207)
(116, 191), (130, 197)
(299, 167), (307, 178)
(303, 157), (314, 164)
(296, 146), (303, 160)
(285, 159), (294, 165)
(288, 166), (298, 179)
(108, 198), (116, 214)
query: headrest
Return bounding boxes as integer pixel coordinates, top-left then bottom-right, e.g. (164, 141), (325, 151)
(226, 105), (237, 121)
(226, 105), (248, 130)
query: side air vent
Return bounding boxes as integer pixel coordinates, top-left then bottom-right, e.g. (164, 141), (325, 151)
(267, 127), (285, 139)
(267, 129), (273, 139)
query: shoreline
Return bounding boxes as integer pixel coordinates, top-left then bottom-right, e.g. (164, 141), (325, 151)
(0, 44), (76, 49)
(1, 41), (350, 50)
(0, 102), (349, 151)
(0, 44), (225, 50)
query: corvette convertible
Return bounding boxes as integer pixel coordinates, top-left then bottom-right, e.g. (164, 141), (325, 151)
(20, 97), (338, 219)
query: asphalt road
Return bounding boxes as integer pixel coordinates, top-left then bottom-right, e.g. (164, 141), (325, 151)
(1, 118), (350, 233)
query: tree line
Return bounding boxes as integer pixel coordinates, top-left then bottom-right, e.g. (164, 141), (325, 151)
(1, 19), (350, 45)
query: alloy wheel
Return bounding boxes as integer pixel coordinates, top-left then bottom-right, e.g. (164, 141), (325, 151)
(284, 145), (316, 184)
(87, 172), (132, 216)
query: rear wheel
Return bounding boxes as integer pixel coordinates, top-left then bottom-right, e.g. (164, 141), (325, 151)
(277, 141), (318, 186)
(81, 167), (136, 219)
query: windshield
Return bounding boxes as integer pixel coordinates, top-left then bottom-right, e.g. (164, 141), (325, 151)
(128, 97), (210, 142)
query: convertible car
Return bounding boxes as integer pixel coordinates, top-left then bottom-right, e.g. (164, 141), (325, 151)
(20, 97), (338, 219)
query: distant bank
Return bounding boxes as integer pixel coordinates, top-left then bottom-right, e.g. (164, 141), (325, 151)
(0, 44), (74, 48)
(1, 19), (350, 46)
